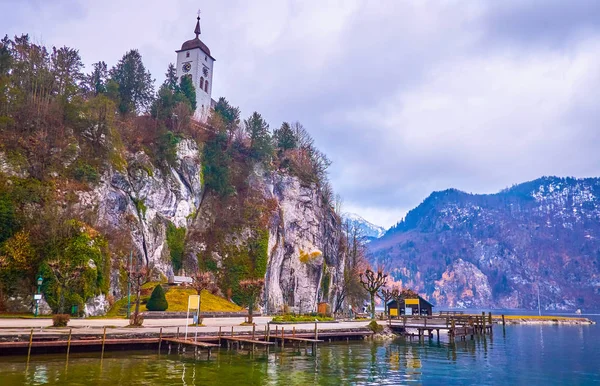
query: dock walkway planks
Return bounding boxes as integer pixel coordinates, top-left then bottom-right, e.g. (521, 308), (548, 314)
(273, 336), (322, 343)
(221, 337), (274, 346)
(0, 338), (158, 349)
(161, 338), (219, 348)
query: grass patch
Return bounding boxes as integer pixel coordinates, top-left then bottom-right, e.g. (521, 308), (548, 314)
(105, 286), (243, 317)
(0, 313), (51, 319)
(271, 314), (334, 323)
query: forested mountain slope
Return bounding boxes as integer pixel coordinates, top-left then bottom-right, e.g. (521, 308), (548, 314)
(369, 177), (600, 310)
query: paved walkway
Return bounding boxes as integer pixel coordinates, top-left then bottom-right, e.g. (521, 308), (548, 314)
(0, 317), (375, 337)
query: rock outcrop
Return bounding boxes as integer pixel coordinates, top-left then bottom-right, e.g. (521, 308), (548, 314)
(70, 140), (343, 315)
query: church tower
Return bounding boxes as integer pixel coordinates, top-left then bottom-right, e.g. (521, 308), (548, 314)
(176, 14), (215, 120)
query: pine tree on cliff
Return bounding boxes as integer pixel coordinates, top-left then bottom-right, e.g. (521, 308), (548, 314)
(244, 111), (273, 161)
(146, 284), (168, 311)
(179, 75), (197, 110)
(274, 122), (297, 151)
(109, 49), (154, 114)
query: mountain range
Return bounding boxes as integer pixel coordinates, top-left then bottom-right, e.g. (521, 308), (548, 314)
(367, 176), (600, 311)
(342, 213), (386, 241)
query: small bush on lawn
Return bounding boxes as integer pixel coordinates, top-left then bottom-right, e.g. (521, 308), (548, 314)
(52, 314), (70, 327)
(368, 320), (384, 333)
(146, 285), (168, 311)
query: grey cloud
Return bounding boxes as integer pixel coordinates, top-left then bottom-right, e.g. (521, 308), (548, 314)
(2, 0), (600, 228)
(482, 0), (600, 48)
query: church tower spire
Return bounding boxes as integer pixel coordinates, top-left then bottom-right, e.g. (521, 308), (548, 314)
(194, 15), (201, 38)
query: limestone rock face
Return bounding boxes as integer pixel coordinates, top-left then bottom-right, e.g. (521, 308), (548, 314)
(264, 173), (343, 313)
(84, 294), (110, 317)
(77, 139), (203, 296)
(72, 141), (343, 315)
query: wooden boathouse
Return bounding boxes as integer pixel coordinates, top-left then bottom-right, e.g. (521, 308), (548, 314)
(387, 296), (433, 317)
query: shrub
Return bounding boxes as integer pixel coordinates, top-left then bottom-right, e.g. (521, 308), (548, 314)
(146, 285), (168, 311)
(130, 313), (144, 327)
(73, 162), (99, 183)
(166, 222), (185, 272)
(52, 314), (70, 327)
(367, 320), (384, 333)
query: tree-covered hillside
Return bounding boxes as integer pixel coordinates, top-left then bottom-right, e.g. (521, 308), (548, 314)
(0, 34), (339, 315)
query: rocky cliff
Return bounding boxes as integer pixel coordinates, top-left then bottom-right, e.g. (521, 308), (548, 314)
(368, 177), (600, 311)
(64, 139), (343, 315)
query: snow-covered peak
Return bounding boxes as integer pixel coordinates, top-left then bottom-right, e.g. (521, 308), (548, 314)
(342, 213), (386, 240)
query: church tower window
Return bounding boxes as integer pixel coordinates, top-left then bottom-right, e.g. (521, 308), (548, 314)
(200, 77), (204, 90)
(205, 81), (209, 92)
(186, 52), (190, 58)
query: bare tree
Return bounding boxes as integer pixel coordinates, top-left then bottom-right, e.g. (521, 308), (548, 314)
(360, 269), (388, 319)
(378, 287), (399, 316)
(191, 272), (216, 318)
(239, 279), (264, 324)
(127, 263), (150, 326)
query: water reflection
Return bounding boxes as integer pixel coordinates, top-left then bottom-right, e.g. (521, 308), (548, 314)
(2, 322), (599, 385)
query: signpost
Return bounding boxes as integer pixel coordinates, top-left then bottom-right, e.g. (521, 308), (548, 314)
(34, 276), (43, 317)
(185, 295), (201, 340)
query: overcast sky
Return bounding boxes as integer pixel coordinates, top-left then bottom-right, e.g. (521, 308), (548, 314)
(3, 0), (600, 227)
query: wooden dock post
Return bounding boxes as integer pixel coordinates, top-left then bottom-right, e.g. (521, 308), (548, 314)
(101, 326), (107, 359)
(231, 326), (234, 337)
(502, 314), (505, 326)
(267, 324), (270, 341)
(314, 322), (318, 340)
(482, 312), (486, 335)
(176, 327), (180, 339)
(218, 326), (222, 346)
(66, 328), (72, 360)
(450, 319), (455, 340)
(252, 325), (256, 351)
(27, 328), (33, 364)
(158, 327), (163, 353)
(293, 326), (296, 337)
(281, 327), (285, 350)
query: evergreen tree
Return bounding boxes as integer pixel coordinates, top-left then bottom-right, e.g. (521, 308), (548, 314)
(151, 83), (176, 120)
(146, 284), (168, 311)
(203, 131), (234, 196)
(50, 46), (84, 99)
(109, 49), (155, 114)
(273, 121), (297, 151)
(213, 97), (240, 137)
(87, 61), (108, 95)
(178, 75), (196, 110)
(244, 111), (273, 161)
(164, 63), (178, 91)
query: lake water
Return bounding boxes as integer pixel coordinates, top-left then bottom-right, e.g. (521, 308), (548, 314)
(1, 315), (598, 385)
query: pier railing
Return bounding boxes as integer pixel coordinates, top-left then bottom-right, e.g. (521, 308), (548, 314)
(387, 312), (494, 340)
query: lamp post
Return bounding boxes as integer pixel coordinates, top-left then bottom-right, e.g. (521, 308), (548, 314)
(34, 276), (43, 317)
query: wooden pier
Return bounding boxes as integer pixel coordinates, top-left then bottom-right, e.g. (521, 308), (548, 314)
(388, 312), (494, 340)
(0, 324), (371, 358)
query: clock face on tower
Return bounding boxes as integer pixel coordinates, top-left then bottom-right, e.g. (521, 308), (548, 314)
(182, 63), (191, 73)
(203, 67), (208, 77)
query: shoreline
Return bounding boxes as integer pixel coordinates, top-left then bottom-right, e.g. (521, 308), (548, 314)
(491, 315), (595, 325)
